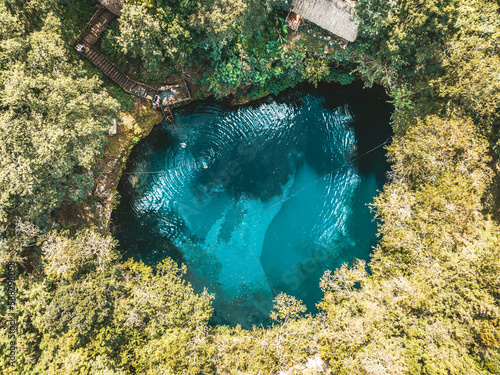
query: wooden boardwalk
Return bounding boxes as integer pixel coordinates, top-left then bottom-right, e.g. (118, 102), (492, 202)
(74, 2), (191, 120)
(77, 6), (116, 46)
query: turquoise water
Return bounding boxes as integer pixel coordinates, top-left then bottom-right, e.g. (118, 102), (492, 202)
(112, 83), (392, 327)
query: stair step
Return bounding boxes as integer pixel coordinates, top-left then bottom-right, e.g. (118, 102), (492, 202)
(119, 78), (129, 87)
(110, 71), (121, 80)
(112, 73), (124, 83)
(116, 75), (126, 85)
(122, 78), (131, 87)
(124, 82), (134, 91)
(93, 24), (104, 33)
(102, 61), (112, 70)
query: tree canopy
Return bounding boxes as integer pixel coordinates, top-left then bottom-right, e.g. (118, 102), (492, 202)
(1, 0), (500, 373)
(0, 10), (119, 229)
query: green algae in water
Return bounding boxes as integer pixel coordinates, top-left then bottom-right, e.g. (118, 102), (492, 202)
(113, 83), (392, 328)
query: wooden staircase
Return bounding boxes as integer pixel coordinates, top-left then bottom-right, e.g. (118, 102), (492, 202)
(76, 6), (116, 47)
(80, 43), (156, 100)
(83, 45), (131, 89)
(83, 10), (116, 45)
(74, 1), (191, 120)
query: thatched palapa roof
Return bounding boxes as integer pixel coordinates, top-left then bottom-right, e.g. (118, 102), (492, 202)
(97, 0), (124, 15)
(291, 0), (358, 42)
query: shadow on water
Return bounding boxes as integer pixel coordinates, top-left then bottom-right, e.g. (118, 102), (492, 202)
(112, 81), (393, 328)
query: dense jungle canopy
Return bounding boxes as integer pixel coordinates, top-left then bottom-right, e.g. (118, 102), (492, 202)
(0, 0), (499, 373)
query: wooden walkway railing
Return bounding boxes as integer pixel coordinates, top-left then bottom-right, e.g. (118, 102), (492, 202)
(74, 2), (191, 120)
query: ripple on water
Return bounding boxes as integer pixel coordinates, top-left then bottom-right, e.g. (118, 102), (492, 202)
(114, 87), (390, 328)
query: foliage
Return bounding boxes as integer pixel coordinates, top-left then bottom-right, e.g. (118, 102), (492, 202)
(314, 113), (500, 373)
(429, 0), (500, 123)
(104, 0), (345, 96)
(352, 0), (500, 131)
(301, 57), (329, 87)
(1, 0), (500, 373)
(270, 292), (307, 323)
(115, 1), (197, 74)
(42, 229), (119, 279)
(353, 0), (462, 88)
(0, 10), (120, 229)
(1, 258), (214, 373)
(100, 21), (122, 61)
(325, 68), (355, 86)
(212, 317), (325, 374)
(115, 4), (165, 72)
(105, 84), (136, 112)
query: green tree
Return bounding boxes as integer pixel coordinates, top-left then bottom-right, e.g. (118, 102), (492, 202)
(116, 3), (193, 72)
(29, 258), (214, 373)
(115, 4), (165, 71)
(301, 57), (330, 87)
(270, 292), (307, 323)
(430, 0), (500, 123)
(42, 229), (119, 279)
(0, 12), (119, 228)
(353, 0), (461, 88)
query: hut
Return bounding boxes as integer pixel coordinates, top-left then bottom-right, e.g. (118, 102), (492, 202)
(289, 0), (358, 42)
(97, 0), (124, 15)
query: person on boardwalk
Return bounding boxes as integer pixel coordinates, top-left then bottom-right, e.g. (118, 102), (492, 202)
(76, 44), (85, 52)
(152, 95), (161, 109)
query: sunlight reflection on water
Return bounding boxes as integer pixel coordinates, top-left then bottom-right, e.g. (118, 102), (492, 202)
(113, 84), (392, 328)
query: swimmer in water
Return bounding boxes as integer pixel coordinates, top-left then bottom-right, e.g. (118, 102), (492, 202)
(202, 161), (208, 169)
(180, 142), (186, 148)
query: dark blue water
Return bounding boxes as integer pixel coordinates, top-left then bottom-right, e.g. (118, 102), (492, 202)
(112, 83), (392, 327)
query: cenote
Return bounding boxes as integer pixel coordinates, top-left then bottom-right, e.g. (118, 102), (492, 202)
(112, 82), (393, 328)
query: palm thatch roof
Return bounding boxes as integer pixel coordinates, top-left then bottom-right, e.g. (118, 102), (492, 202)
(97, 0), (124, 15)
(291, 0), (358, 42)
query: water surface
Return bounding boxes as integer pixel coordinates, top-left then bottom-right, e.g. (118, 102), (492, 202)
(113, 83), (392, 327)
